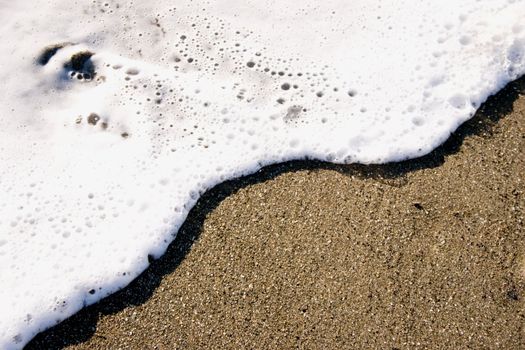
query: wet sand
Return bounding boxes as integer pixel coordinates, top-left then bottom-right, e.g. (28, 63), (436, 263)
(27, 77), (525, 349)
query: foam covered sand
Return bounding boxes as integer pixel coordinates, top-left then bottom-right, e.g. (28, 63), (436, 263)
(0, 1), (524, 348)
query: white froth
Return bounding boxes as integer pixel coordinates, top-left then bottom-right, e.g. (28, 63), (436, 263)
(0, 1), (524, 348)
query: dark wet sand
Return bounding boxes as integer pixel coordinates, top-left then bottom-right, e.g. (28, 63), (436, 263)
(27, 77), (525, 349)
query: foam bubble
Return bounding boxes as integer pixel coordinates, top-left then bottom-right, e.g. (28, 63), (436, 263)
(0, 0), (524, 348)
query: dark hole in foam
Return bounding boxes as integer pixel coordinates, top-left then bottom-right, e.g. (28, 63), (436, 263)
(87, 113), (100, 126)
(36, 42), (72, 66)
(281, 83), (291, 91)
(68, 51), (96, 77)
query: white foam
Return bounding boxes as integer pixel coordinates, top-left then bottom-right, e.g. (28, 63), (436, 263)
(0, 0), (524, 348)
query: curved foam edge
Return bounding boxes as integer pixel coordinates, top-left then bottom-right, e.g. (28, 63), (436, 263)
(0, 1), (525, 348)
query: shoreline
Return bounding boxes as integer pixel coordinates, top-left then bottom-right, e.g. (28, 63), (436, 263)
(27, 76), (525, 349)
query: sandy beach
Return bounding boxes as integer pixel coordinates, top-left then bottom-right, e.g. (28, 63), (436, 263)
(26, 77), (525, 349)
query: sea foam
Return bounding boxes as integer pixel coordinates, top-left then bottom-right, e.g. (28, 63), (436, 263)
(0, 0), (524, 348)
